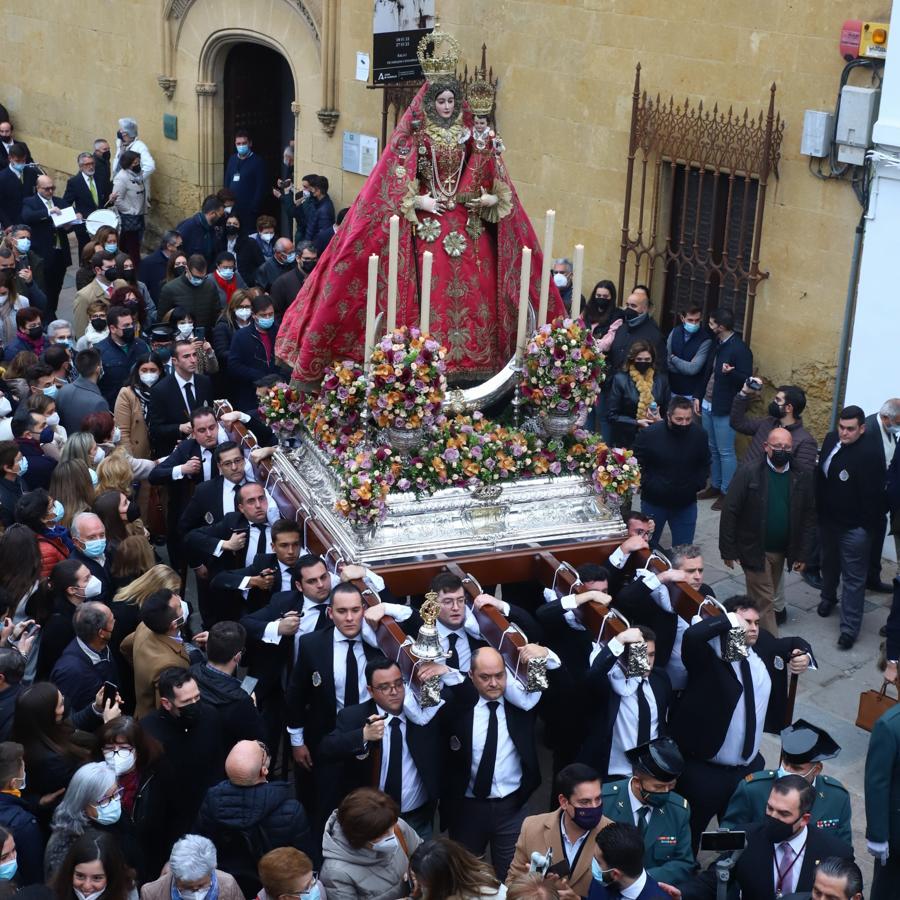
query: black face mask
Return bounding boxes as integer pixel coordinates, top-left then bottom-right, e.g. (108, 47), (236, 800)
(300, 259), (317, 274)
(104, 267), (119, 283)
(593, 298), (611, 313)
(98, 151), (111, 162)
(764, 814), (800, 844)
(768, 401), (785, 419)
(633, 360), (652, 374)
(173, 265), (187, 278)
(26, 325), (43, 340)
(122, 269), (137, 284)
(120, 326), (136, 344)
(225, 225), (240, 236)
(126, 500), (141, 522)
(174, 702), (201, 728)
(624, 307), (640, 321)
(670, 422), (692, 434)
(90, 317), (107, 333)
(770, 448), (792, 468)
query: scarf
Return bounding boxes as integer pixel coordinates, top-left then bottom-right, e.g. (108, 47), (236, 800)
(133, 384), (151, 422)
(171, 868), (219, 900)
(119, 767), (140, 815)
(628, 365), (656, 420)
(214, 271), (238, 305)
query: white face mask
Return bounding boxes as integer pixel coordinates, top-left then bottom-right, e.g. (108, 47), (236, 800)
(235, 307), (253, 321)
(112, 426), (121, 444)
(84, 575), (103, 599)
(139, 371), (159, 387)
(553, 272), (569, 289)
(180, 599), (190, 622)
(103, 748), (137, 775)
(177, 324), (194, 339)
(180, 890), (209, 900)
(260, 232), (274, 243)
(74, 890), (105, 900)
(0, 397), (11, 417)
(93, 447), (105, 464)
(46, 412), (60, 427)
(371, 834), (399, 853)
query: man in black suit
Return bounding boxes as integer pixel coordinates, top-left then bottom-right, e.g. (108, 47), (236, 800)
(578, 626), (672, 780)
(62, 152), (110, 254)
(816, 405), (886, 649)
(318, 658), (441, 839)
(0, 144), (38, 230)
(148, 340), (214, 456)
(70, 511), (112, 603)
(690, 775), (853, 899)
(21, 174), (77, 317)
(0, 122), (32, 171)
(863, 400), (900, 593)
(439, 646), (542, 880)
(673, 596), (815, 849)
(92, 139), (113, 200)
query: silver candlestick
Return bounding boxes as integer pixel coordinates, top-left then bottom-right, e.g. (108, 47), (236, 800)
(511, 363), (527, 429)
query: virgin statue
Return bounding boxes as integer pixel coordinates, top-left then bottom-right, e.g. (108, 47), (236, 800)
(275, 25), (564, 384)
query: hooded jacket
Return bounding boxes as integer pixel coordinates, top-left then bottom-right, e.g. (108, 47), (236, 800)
(190, 662), (266, 747)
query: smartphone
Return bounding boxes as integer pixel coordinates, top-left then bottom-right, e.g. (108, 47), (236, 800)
(699, 830), (746, 852)
(102, 681), (118, 708)
(194, 326), (206, 341)
(746, 376), (763, 391)
(24, 622), (40, 637)
(240, 675), (258, 695)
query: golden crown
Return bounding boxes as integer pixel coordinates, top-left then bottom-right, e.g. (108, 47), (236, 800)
(417, 23), (461, 79)
(466, 77), (495, 116)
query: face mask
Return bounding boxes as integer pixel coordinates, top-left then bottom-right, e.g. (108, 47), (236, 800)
(591, 859), (615, 886)
(0, 397), (10, 417)
(283, 252), (296, 265)
(256, 316), (275, 331)
(118, 325), (136, 344)
(28, 325), (44, 341)
(235, 308), (252, 321)
(82, 537), (106, 558)
(633, 360), (652, 374)
(224, 206), (233, 215)
(139, 371), (159, 387)
(371, 834), (399, 853)
(300, 885), (320, 900)
(260, 232), (274, 243)
(126, 500), (140, 522)
(763, 813), (800, 844)
(180, 890), (209, 900)
(225, 225), (240, 236)
(122, 269), (136, 284)
(635, 780), (669, 809)
(91, 317), (107, 333)
(51, 499), (64, 524)
(103, 748), (136, 775)
(41, 384), (58, 399)
(94, 794), (122, 825)
(552, 273), (569, 289)
(175, 702), (201, 727)
(593, 297), (610, 313)
(89, 468), (99, 487)
(300, 259), (316, 274)
(302, 189), (311, 198)
(173, 264), (187, 278)
(39, 426), (55, 444)
(217, 268), (234, 281)
(94, 447), (106, 464)
(177, 323), (194, 338)
(769, 448), (792, 468)
(570, 803), (604, 830)
(768, 401), (785, 419)
(18, 457), (28, 476)
(236, 144), (250, 156)
(15, 238), (31, 254)
(188, 275), (204, 287)
(684, 321), (700, 334)
(624, 308), (646, 324)
(670, 422), (692, 434)
(0, 858), (18, 880)
(84, 575), (103, 598)
(10, 163), (25, 175)
(74, 890), (105, 900)
(104, 243), (118, 255)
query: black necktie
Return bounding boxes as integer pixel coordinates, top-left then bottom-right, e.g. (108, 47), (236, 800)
(344, 640), (359, 707)
(637, 805), (650, 836)
(446, 633), (460, 670)
(384, 717), (403, 805)
(740, 657), (757, 760)
(254, 523), (268, 554)
(473, 700), (499, 799)
(636, 680), (651, 745)
(184, 381), (196, 411)
(312, 603), (330, 630)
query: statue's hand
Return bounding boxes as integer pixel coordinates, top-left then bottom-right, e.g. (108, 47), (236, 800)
(416, 195), (444, 215)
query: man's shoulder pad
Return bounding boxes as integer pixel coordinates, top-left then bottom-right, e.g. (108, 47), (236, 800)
(744, 770), (777, 784)
(602, 779), (628, 796)
(820, 774), (849, 794)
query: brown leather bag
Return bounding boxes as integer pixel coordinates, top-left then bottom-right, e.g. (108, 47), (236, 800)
(856, 682), (899, 732)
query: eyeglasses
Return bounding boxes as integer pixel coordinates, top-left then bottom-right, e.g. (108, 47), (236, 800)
(219, 457), (245, 468)
(372, 679), (404, 694)
(97, 787), (124, 808)
(439, 597), (466, 609)
(281, 875), (319, 900)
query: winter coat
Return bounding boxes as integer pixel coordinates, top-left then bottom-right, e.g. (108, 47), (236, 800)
(141, 871), (244, 900)
(607, 369), (671, 448)
(633, 419), (711, 509)
(190, 662), (266, 747)
(0, 789), (44, 884)
(729, 392), (819, 472)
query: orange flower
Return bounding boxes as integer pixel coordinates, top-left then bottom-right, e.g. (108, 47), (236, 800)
(463, 460), (480, 477)
(533, 457), (549, 475)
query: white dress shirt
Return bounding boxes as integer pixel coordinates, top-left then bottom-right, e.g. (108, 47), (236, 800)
(172, 444), (214, 481)
(627, 777), (654, 826)
(559, 810), (590, 868)
(607, 668), (659, 777)
(637, 569), (689, 691)
(467, 695), (522, 799)
(771, 826), (808, 896)
(333, 629), (369, 710)
(821, 441), (842, 477)
(374, 703), (427, 813)
(437, 619), (473, 672)
(620, 871), (649, 899)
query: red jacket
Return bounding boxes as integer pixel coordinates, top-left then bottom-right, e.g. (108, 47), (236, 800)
(37, 533), (69, 579)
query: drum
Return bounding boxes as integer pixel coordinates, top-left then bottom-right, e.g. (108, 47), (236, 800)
(85, 208), (120, 236)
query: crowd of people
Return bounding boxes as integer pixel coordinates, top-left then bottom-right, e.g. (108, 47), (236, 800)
(0, 110), (895, 900)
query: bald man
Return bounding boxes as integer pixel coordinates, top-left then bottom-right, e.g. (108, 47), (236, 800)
(720, 426), (817, 634)
(197, 738), (314, 858)
(22, 174), (80, 317)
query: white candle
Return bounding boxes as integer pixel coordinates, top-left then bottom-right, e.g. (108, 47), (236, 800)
(571, 244), (585, 320)
(364, 253), (378, 365)
(420, 251), (433, 334)
(515, 247), (532, 365)
(537, 209), (555, 326)
(386, 214), (399, 331)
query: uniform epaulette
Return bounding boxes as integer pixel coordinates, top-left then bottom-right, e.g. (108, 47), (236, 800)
(820, 774), (848, 793)
(744, 770), (777, 783)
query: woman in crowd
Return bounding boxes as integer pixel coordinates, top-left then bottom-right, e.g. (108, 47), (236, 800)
(93, 226), (119, 258)
(140, 834), (244, 900)
(0, 525), (42, 626)
(212, 289), (255, 384)
(320, 787), (419, 900)
(80, 412), (156, 483)
(52, 832), (133, 900)
(74, 302), (109, 352)
(0, 826), (20, 887)
(113, 353), (163, 463)
(163, 251), (188, 286)
(3, 353), (38, 404)
(222, 212), (263, 287)
(108, 536), (155, 596)
(112, 150), (146, 267)
(209, 251), (247, 310)
(115, 253), (156, 329)
(26, 394), (67, 461)
(14, 489), (72, 579)
(49, 462), (95, 530)
(607, 339), (671, 449)
(35, 561), (96, 682)
(584, 281), (622, 338)
(0, 272), (25, 350)
(256, 848), (322, 900)
(90, 492), (131, 564)
(163, 307), (218, 375)
(59, 435), (101, 491)
(108, 285), (148, 339)
(408, 840), (505, 900)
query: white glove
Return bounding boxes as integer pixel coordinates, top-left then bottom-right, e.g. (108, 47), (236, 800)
(867, 839), (890, 865)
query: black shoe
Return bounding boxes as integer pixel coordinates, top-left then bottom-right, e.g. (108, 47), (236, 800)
(817, 598), (836, 618)
(837, 632), (855, 650)
(867, 580), (893, 594)
(775, 608), (787, 626)
(710, 497), (724, 512)
(801, 571), (824, 590)
(880, 624), (888, 637)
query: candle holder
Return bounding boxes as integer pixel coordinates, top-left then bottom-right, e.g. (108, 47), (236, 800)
(510, 363), (527, 428)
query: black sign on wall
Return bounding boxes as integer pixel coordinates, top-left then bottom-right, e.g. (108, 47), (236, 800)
(372, 0), (435, 84)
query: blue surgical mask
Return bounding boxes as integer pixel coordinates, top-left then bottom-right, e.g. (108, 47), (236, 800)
(17, 457), (28, 476)
(94, 794), (122, 825)
(188, 275), (204, 287)
(82, 537), (107, 559)
(591, 859), (614, 885)
(89, 468), (99, 487)
(51, 500), (64, 524)
(284, 252), (296, 265)
(104, 243), (118, 254)
(236, 144), (250, 157)
(0, 857), (17, 880)
(217, 268), (234, 281)
(300, 885), (320, 900)
(42, 384), (59, 399)
(10, 163), (25, 175)
(15, 238), (31, 254)
(683, 322), (700, 334)
(256, 316), (275, 331)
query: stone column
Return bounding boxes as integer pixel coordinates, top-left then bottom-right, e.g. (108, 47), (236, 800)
(195, 82), (219, 200)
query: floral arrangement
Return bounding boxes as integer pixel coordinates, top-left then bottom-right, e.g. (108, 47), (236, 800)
(257, 383), (303, 436)
(334, 445), (397, 529)
(305, 361), (367, 453)
(367, 326), (447, 431)
(591, 444), (642, 506)
(521, 317), (606, 414)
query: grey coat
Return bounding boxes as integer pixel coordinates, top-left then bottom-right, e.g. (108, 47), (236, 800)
(320, 810), (420, 900)
(56, 376), (110, 433)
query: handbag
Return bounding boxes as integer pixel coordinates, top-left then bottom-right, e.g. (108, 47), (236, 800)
(120, 212), (144, 232)
(856, 682), (898, 732)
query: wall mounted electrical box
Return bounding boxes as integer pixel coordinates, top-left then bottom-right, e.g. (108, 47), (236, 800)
(841, 19), (863, 59)
(835, 85), (880, 165)
(801, 110), (835, 157)
(859, 21), (889, 59)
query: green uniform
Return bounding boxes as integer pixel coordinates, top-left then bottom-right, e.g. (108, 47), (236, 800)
(720, 769), (852, 846)
(601, 778), (694, 886)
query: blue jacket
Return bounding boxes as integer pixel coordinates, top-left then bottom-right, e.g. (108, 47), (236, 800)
(227, 322), (283, 412)
(3, 334), (45, 362)
(49, 638), (119, 714)
(15, 437), (56, 490)
(587, 873), (668, 900)
(139, 247), (170, 302)
(224, 151), (268, 226)
(700, 333), (753, 415)
(0, 790), (44, 885)
(96, 335), (151, 407)
(304, 194), (336, 242)
(176, 212), (218, 266)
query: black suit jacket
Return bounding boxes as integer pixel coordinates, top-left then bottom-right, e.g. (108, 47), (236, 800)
(0, 141), (32, 171)
(318, 697), (441, 806)
(177, 476), (235, 535)
(284, 625), (385, 754)
(578, 645), (672, 776)
(439, 679), (541, 821)
(0, 166), (38, 229)
(671, 615), (813, 760)
(148, 372), (213, 456)
(21, 195), (73, 268)
(209, 550), (287, 614)
(62, 170), (109, 220)
(71, 549), (111, 603)
(182, 509), (255, 571)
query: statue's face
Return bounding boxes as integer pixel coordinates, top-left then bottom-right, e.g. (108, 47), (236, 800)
(473, 115), (489, 130)
(435, 90), (456, 121)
